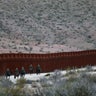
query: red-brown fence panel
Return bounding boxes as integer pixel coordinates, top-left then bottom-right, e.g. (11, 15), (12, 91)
(0, 50), (96, 75)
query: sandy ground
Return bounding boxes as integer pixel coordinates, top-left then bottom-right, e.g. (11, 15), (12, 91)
(9, 66), (96, 83)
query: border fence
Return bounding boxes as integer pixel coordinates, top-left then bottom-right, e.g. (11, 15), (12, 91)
(0, 50), (96, 75)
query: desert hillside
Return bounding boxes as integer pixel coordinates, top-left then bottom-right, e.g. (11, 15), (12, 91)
(0, 0), (96, 53)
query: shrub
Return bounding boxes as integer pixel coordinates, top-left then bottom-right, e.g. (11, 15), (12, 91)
(5, 78), (26, 96)
(35, 71), (96, 96)
(16, 78), (26, 88)
(7, 87), (24, 96)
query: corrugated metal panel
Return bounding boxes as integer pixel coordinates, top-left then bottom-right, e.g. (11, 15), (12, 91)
(0, 50), (96, 75)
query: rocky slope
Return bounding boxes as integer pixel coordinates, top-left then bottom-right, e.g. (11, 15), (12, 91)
(0, 0), (96, 53)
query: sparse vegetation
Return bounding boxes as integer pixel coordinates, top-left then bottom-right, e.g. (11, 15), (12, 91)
(36, 69), (96, 96)
(0, 67), (96, 96)
(0, 0), (96, 53)
(0, 0), (96, 95)
(16, 78), (26, 88)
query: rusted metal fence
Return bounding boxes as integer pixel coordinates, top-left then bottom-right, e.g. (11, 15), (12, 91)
(0, 50), (96, 75)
